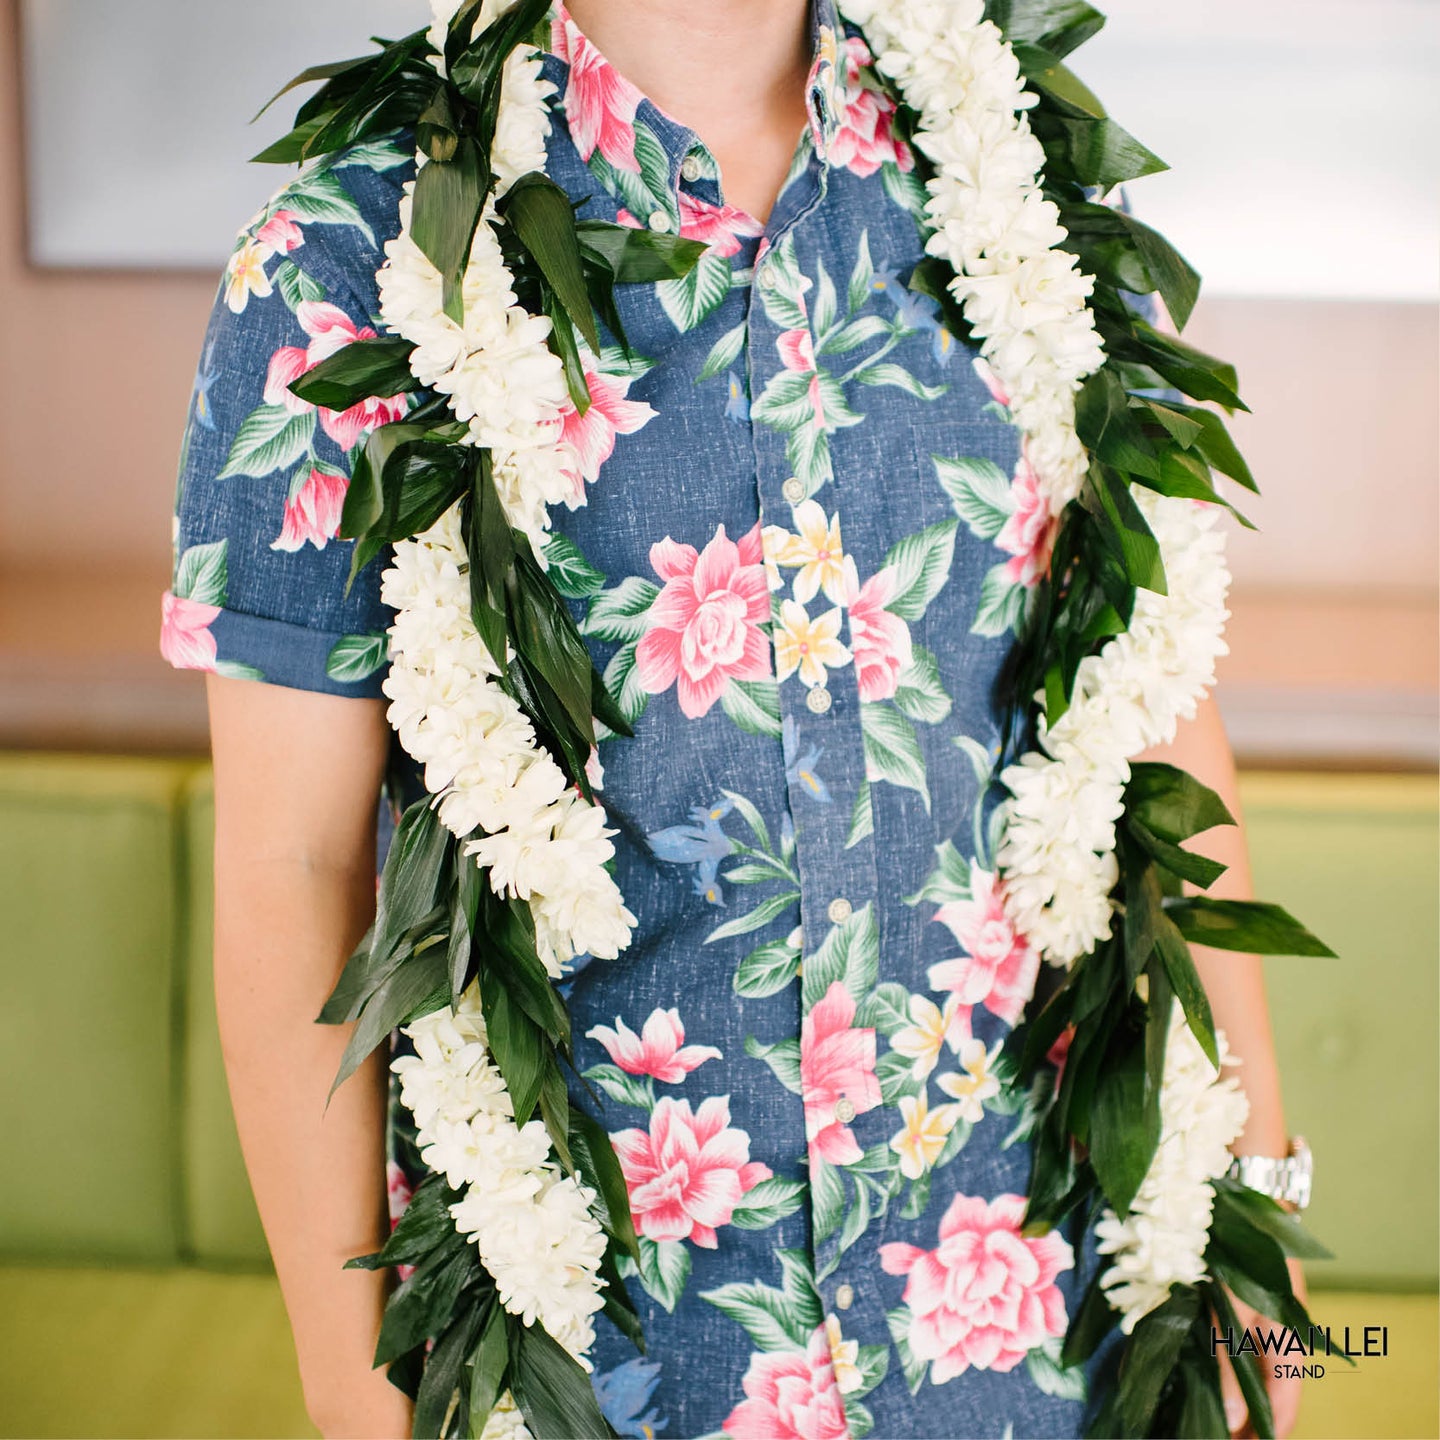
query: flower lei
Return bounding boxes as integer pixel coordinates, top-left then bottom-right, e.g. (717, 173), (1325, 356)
(261, 0), (1335, 1434)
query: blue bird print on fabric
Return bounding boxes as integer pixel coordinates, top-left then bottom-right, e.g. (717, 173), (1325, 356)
(645, 797), (736, 906)
(782, 714), (831, 804)
(724, 370), (750, 422)
(872, 264), (955, 367)
(595, 1357), (669, 1437)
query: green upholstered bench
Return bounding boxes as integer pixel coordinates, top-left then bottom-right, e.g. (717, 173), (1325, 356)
(0, 754), (1434, 1438)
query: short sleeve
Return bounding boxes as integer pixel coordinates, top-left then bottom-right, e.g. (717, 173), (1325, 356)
(160, 138), (416, 697)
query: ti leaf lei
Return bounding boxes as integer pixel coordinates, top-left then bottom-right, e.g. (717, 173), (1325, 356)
(254, 1), (1339, 1436)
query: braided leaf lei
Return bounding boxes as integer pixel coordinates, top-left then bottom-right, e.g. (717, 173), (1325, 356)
(260, 0), (1336, 1434)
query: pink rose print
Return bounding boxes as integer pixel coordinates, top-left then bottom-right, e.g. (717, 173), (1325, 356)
(587, 1007), (722, 1083)
(159, 592), (221, 672)
(881, 1192), (1074, 1382)
(801, 981), (882, 1166)
(254, 207), (302, 256)
(552, 9), (643, 172)
(612, 1095), (772, 1248)
(928, 867), (1040, 1025)
(843, 557), (914, 702)
(263, 301), (410, 451)
(635, 523), (773, 719)
(829, 37), (915, 179)
(555, 368), (656, 502)
(995, 449), (1058, 589)
(271, 466), (348, 552)
(722, 1325), (849, 1440)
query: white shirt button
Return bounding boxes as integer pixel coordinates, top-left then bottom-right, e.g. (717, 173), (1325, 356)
(827, 896), (852, 925)
(647, 209), (673, 233)
(782, 477), (806, 505)
(680, 153), (703, 183)
(806, 686), (832, 715)
(835, 1283), (855, 1311)
(834, 1097), (856, 1123)
(758, 266), (779, 291)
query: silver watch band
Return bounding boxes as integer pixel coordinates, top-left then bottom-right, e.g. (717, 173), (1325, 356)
(1225, 1135), (1312, 1210)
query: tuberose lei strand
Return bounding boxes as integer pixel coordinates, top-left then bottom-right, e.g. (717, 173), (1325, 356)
(378, 0), (1243, 1361)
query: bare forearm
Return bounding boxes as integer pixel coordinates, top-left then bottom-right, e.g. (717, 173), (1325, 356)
(1135, 693), (1288, 1155)
(213, 850), (395, 1421)
(205, 675), (409, 1436)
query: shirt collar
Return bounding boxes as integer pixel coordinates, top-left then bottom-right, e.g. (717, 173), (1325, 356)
(543, 0), (848, 206)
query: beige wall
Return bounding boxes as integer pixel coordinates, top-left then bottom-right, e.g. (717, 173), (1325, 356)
(0, 0), (1434, 757)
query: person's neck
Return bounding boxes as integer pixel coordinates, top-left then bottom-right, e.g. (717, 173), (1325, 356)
(563, 0), (815, 222)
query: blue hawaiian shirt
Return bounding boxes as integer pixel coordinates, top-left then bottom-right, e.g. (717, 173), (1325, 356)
(163, 2), (1125, 1435)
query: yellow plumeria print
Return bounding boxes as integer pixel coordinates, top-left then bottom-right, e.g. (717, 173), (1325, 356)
(889, 1091), (961, 1181)
(774, 600), (850, 687)
(889, 993), (967, 1082)
(937, 1037), (1004, 1123)
(763, 500), (848, 606)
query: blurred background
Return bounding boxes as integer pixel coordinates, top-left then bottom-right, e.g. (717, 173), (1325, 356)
(1, 1), (1435, 1436)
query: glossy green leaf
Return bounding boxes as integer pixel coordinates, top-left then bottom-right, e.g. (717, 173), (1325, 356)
(374, 1239), (472, 1367)
(1076, 370), (1159, 479)
(1116, 1287), (1203, 1434)
(413, 1299), (487, 1438)
(330, 941), (448, 1098)
(345, 1172), (455, 1271)
(412, 135), (487, 323)
(480, 975), (547, 1124)
(1153, 912), (1219, 1067)
(467, 1302), (509, 1438)
(288, 335), (420, 409)
(576, 220), (709, 282)
(511, 1317), (614, 1440)
(501, 172), (601, 354)
(1061, 1270), (1116, 1368)
(570, 1108), (640, 1258)
(1089, 1039), (1159, 1214)
(1084, 467), (1166, 594)
(1166, 897), (1338, 957)
(1211, 1180), (1333, 1262)
(1204, 1284), (1277, 1440)
(990, 0), (1106, 57)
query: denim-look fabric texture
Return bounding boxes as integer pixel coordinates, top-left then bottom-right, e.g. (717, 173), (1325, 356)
(163, 3), (1125, 1434)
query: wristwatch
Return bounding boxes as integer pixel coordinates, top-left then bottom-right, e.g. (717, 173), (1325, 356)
(1226, 1135), (1313, 1210)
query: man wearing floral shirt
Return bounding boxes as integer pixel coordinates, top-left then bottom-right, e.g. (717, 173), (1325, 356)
(164, 1), (1303, 1435)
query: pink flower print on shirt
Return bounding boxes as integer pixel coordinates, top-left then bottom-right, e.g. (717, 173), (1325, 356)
(775, 328), (827, 431)
(842, 556), (914, 703)
(254, 208), (303, 256)
(801, 981), (882, 1166)
(973, 355), (1011, 409)
(263, 301), (410, 451)
(159, 592), (221, 672)
(620, 194), (765, 258)
(722, 1325), (849, 1440)
(995, 448), (1058, 589)
(587, 1007), (722, 1083)
(927, 864), (1040, 1026)
(556, 368), (656, 502)
(881, 1192), (1073, 1382)
(829, 36), (915, 179)
(552, 8), (643, 172)
(611, 1095), (772, 1248)
(635, 523), (773, 719)
(271, 466), (348, 552)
